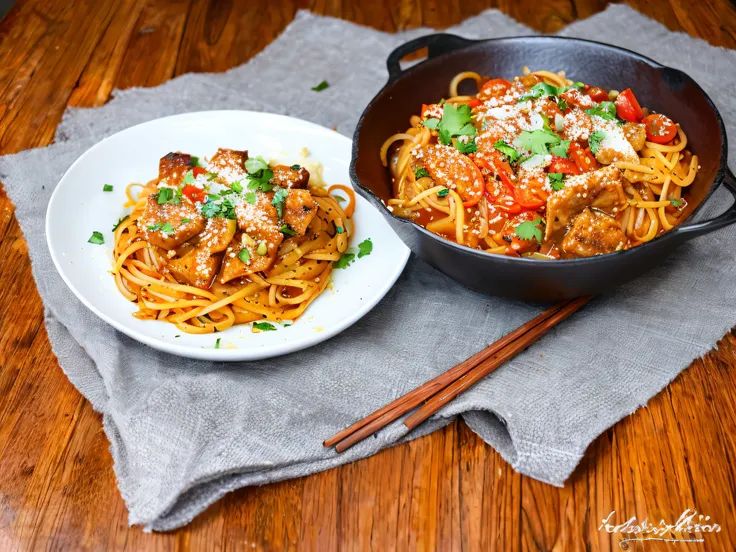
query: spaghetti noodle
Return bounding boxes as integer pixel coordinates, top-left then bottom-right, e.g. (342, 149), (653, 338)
(112, 149), (355, 334)
(383, 68), (698, 259)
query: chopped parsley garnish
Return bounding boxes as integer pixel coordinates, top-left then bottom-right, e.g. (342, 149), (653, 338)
(414, 167), (430, 179)
(87, 231), (104, 245)
(336, 226), (344, 234)
(514, 129), (561, 155)
(422, 118), (440, 130)
(183, 170), (195, 185)
(493, 140), (520, 163)
(206, 172), (218, 181)
(548, 173), (565, 191)
(549, 139), (571, 158)
(103, 184), (113, 192)
(200, 195), (236, 219)
(334, 252), (355, 269)
(231, 180), (243, 193)
(271, 188), (289, 218)
(437, 188), (450, 198)
(515, 217), (545, 244)
(112, 215), (129, 231)
(588, 130), (607, 155)
(280, 224), (297, 236)
(517, 82), (559, 103)
(556, 98), (568, 111)
(244, 155), (274, 192)
(160, 222), (175, 234)
(290, 164), (301, 170)
(215, 338), (221, 349)
(357, 238), (373, 258)
(238, 248), (251, 265)
(584, 101), (617, 121)
(311, 80), (329, 92)
(437, 103), (476, 146)
(157, 187), (182, 205)
(244, 191), (257, 205)
(253, 322), (277, 331)
(670, 197), (684, 208)
(147, 222), (163, 231)
(181, 218), (190, 224)
(455, 139), (477, 154)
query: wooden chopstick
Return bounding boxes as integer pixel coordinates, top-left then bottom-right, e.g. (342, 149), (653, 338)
(324, 296), (591, 453)
(403, 295), (592, 430)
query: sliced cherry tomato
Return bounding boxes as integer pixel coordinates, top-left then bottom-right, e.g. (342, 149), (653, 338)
(641, 113), (677, 144)
(548, 156), (581, 175)
(480, 78), (512, 97)
(587, 86), (609, 102)
(182, 184), (206, 203)
(457, 98), (482, 108)
(559, 89), (595, 110)
(569, 142), (598, 173)
(192, 166), (207, 177)
(614, 88), (643, 122)
(421, 145), (483, 208)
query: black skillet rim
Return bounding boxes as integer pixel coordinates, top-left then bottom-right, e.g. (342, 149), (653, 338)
(349, 34), (730, 267)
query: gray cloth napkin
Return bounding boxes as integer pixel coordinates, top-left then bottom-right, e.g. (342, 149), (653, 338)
(1, 5), (735, 531)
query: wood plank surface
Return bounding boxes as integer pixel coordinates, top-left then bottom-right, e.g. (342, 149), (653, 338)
(1, 0), (735, 550)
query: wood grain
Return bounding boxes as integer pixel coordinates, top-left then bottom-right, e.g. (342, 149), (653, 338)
(1, 0), (736, 550)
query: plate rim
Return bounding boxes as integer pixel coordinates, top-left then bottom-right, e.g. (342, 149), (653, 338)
(45, 109), (410, 361)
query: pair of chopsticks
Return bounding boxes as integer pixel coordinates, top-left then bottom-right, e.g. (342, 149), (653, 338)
(324, 295), (592, 453)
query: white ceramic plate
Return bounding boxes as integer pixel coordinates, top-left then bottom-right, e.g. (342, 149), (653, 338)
(46, 111), (409, 361)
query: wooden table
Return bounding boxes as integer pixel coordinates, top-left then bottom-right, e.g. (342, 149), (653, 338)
(1, 1), (735, 550)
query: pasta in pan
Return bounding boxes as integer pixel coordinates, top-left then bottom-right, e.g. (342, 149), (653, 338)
(383, 67), (697, 259)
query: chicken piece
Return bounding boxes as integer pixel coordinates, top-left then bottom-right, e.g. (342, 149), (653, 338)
(545, 165), (627, 239)
(207, 148), (249, 185)
(166, 218), (236, 288)
(561, 208), (628, 257)
(271, 165), (310, 189)
(138, 193), (205, 250)
(282, 189), (317, 236)
(221, 195), (284, 283)
(592, 122), (639, 165)
(159, 152), (192, 186)
(623, 122), (647, 151)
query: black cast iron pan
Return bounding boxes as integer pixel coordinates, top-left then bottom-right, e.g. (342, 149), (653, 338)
(350, 34), (736, 301)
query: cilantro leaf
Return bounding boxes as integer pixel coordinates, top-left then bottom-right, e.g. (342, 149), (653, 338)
(244, 191), (257, 205)
(279, 224), (297, 236)
(437, 188), (450, 198)
(357, 238), (373, 258)
(414, 167), (430, 179)
(271, 188), (289, 218)
(455, 139), (477, 154)
(147, 222), (164, 231)
(112, 215), (129, 231)
(437, 103), (476, 146)
(584, 101), (617, 121)
(493, 140), (520, 163)
(87, 231), (104, 245)
(422, 118), (440, 130)
(311, 80), (329, 92)
(513, 129), (561, 155)
(549, 139), (571, 158)
(588, 130), (606, 154)
(514, 217), (545, 244)
(160, 222), (175, 234)
(157, 187), (182, 205)
(556, 98), (567, 111)
(244, 156), (269, 174)
(517, 82), (559, 103)
(238, 248), (251, 265)
(231, 180), (243, 193)
(548, 173), (565, 191)
(189, 156), (202, 167)
(103, 184), (113, 192)
(334, 252), (355, 269)
(253, 322), (277, 331)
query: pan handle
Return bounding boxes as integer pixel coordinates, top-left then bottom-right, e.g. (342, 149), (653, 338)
(386, 33), (478, 82)
(674, 168), (736, 241)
